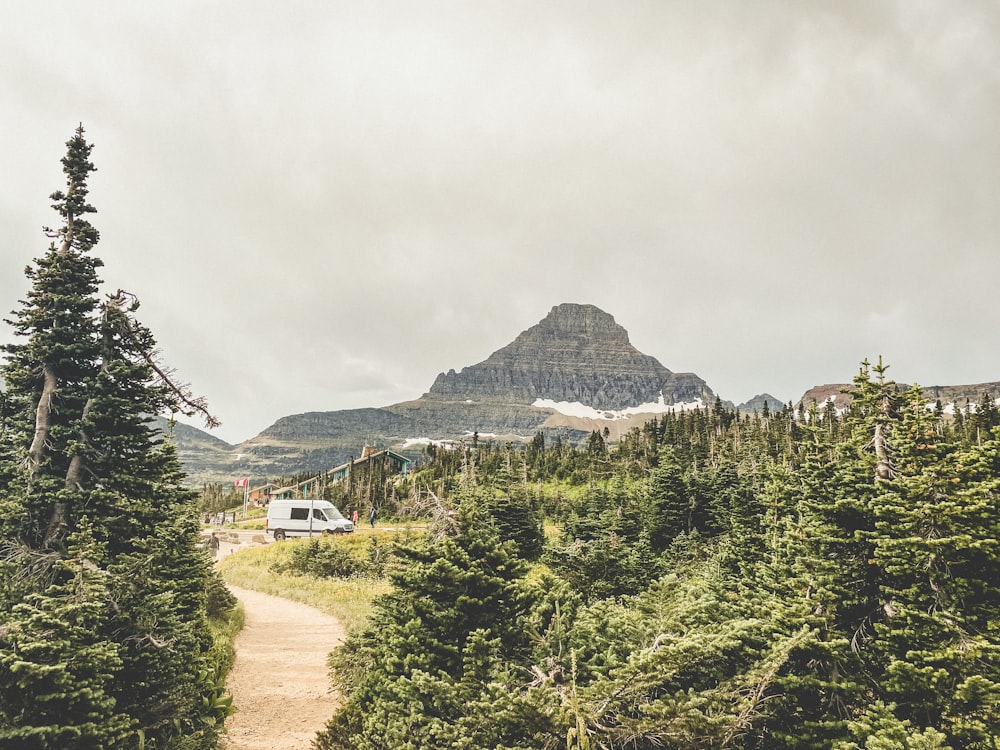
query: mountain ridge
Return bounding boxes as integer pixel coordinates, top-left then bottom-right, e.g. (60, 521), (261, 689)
(162, 303), (1000, 483)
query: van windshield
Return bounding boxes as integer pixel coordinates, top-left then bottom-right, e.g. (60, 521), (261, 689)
(326, 507), (345, 520)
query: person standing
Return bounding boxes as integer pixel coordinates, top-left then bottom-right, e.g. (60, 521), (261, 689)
(369, 506), (376, 528)
(352, 508), (359, 526)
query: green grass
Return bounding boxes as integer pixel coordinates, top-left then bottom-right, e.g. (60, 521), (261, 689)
(217, 527), (423, 632)
(206, 600), (245, 677)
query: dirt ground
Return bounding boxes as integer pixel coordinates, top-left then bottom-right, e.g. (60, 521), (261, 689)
(223, 584), (346, 750)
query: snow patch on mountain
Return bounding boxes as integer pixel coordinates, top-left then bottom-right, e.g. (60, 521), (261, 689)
(402, 437), (459, 449)
(532, 395), (705, 420)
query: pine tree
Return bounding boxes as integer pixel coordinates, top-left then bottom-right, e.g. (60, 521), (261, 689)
(644, 450), (690, 547)
(864, 384), (1000, 745)
(765, 360), (1000, 747)
(0, 126), (222, 749)
(0, 523), (133, 748)
(485, 448), (545, 559)
(319, 496), (542, 749)
(546, 480), (662, 601)
(761, 361), (899, 749)
(0, 126), (103, 548)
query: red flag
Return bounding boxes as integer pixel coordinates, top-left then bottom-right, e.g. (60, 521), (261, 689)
(234, 478), (248, 488)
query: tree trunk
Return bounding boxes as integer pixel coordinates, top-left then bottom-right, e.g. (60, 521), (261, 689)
(874, 393), (894, 481)
(27, 364), (58, 478)
(34, 194), (77, 542)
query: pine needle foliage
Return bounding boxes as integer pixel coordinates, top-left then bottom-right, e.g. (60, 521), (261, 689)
(0, 127), (228, 750)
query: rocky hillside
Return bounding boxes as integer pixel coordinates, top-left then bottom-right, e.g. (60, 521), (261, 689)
(798, 381), (1000, 412)
(386, 303), (720, 443)
(165, 303), (1000, 483)
(152, 416), (234, 485)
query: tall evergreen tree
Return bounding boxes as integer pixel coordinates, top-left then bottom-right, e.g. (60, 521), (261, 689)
(864, 385), (1000, 745)
(644, 450), (690, 547)
(0, 126), (223, 749)
(762, 361), (900, 749)
(766, 360), (1000, 748)
(0, 127), (103, 548)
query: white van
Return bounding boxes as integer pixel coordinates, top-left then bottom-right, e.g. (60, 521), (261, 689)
(265, 499), (354, 540)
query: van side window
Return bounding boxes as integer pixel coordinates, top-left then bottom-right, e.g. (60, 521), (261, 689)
(290, 508), (309, 521)
(313, 509), (327, 520)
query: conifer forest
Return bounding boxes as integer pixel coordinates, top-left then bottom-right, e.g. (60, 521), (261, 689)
(2, 131), (999, 750)
(318, 369), (1000, 749)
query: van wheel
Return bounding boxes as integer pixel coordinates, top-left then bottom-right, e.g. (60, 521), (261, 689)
(274, 530), (286, 541)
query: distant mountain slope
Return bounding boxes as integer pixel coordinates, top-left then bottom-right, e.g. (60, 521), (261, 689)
(153, 416), (234, 451)
(258, 408), (419, 441)
(176, 303), (725, 482)
(798, 381), (1000, 411)
(380, 303), (720, 444)
(153, 416), (237, 485)
(232, 408), (422, 480)
(737, 394), (787, 414)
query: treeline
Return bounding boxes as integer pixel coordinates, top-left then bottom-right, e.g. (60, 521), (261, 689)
(199, 460), (408, 520)
(0, 129), (234, 748)
(413, 388), (1000, 499)
(318, 360), (1000, 748)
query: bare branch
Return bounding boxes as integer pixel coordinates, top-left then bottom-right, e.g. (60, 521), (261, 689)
(108, 289), (220, 429)
(401, 486), (456, 540)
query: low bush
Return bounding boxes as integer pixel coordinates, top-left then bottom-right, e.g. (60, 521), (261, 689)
(270, 536), (393, 580)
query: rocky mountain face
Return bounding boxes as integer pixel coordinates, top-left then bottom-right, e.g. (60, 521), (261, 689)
(152, 416), (236, 486)
(172, 303), (722, 483)
(428, 303), (715, 409)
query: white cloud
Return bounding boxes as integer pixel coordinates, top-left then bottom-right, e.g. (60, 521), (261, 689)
(1, 1), (998, 443)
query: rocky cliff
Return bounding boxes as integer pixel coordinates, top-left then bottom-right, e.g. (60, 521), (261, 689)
(428, 303), (715, 408)
(736, 394), (787, 414)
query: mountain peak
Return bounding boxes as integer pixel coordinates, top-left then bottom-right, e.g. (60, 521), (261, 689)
(525, 303), (630, 346)
(505, 303), (635, 358)
(737, 394), (787, 413)
(169, 303), (726, 481)
(427, 303), (715, 411)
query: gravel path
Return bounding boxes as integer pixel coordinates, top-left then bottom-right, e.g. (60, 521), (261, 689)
(223, 585), (346, 750)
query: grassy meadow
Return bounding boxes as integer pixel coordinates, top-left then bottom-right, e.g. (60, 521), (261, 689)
(216, 526), (417, 632)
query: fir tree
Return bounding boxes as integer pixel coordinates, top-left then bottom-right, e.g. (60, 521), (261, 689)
(865, 385), (1000, 745)
(761, 361), (898, 749)
(319, 496), (542, 749)
(0, 126), (103, 548)
(0, 524), (133, 749)
(0, 126), (223, 749)
(644, 451), (690, 547)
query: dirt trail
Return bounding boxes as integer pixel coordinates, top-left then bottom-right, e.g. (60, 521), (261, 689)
(223, 585), (346, 750)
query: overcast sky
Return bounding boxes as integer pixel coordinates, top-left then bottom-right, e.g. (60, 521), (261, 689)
(2, 2), (998, 443)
